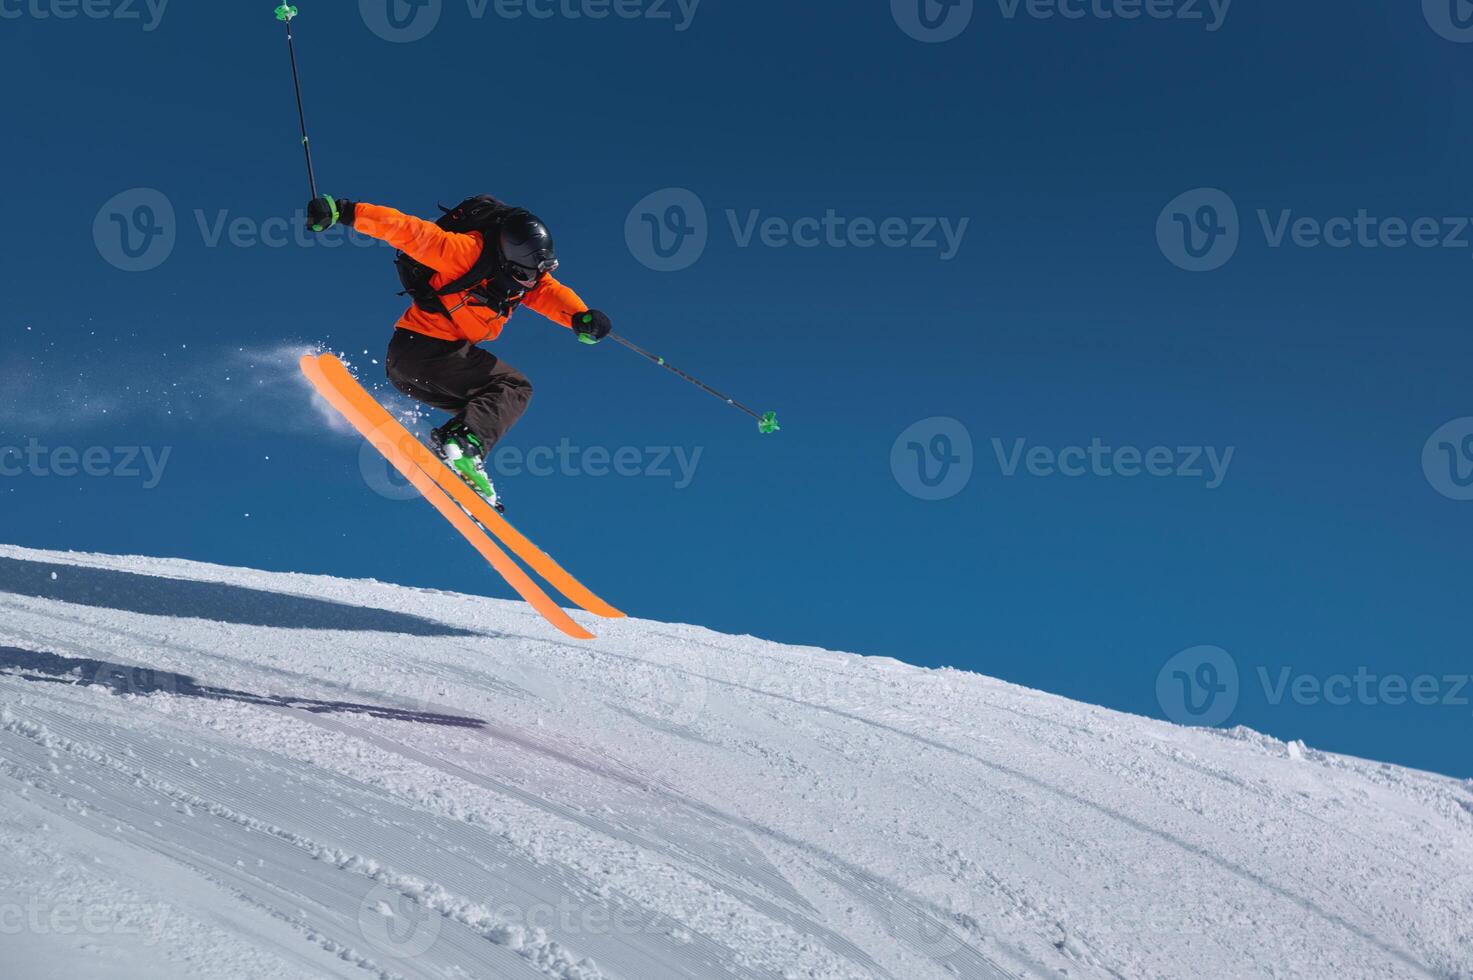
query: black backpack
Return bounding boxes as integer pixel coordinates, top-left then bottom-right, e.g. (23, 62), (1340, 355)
(394, 195), (530, 320)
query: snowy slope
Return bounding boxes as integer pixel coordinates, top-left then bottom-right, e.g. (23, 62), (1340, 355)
(0, 544), (1470, 980)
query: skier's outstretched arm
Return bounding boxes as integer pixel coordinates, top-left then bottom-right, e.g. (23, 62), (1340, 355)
(523, 275), (587, 328)
(525, 277), (614, 344)
(305, 197), (480, 273)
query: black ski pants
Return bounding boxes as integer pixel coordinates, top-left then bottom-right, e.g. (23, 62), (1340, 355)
(384, 329), (533, 450)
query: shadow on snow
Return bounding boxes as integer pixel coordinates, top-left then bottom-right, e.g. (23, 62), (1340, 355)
(0, 557), (479, 638)
(0, 646), (487, 729)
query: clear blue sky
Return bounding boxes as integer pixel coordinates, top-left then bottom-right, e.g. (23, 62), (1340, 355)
(3, 1), (1472, 777)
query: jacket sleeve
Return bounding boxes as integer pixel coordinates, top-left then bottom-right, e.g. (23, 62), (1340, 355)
(352, 202), (482, 274)
(523, 275), (588, 329)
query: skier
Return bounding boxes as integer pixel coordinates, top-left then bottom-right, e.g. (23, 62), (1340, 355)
(305, 193), (613, 512)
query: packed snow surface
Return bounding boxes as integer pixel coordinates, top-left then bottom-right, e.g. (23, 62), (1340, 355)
(0, 543), (1470, 980)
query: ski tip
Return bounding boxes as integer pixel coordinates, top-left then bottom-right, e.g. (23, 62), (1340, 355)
(554, 594), (624, 622)
(558, 621), (598, 641)
(569, 589), (626, 620)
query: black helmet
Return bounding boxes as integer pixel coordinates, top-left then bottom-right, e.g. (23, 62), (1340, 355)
(498, 209), (558, 288)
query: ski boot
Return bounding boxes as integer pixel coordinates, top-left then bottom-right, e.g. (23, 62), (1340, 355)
(430, 420), (504, 513)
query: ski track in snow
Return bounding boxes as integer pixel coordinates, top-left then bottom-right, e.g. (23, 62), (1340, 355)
(0, 544), (1470, 979)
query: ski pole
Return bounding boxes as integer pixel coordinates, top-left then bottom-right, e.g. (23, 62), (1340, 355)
(275, 4), (318, 199)
(606, 331), (781, 434)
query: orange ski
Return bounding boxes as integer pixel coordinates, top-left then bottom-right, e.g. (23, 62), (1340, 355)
(299, 354), (595, 641)
(313, 353), (624, 620)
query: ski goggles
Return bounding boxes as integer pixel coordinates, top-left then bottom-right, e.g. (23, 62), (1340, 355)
(506, 257), (559, 289)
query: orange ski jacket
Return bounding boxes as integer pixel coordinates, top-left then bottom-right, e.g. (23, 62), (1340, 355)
(354, 202), (587, 344)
